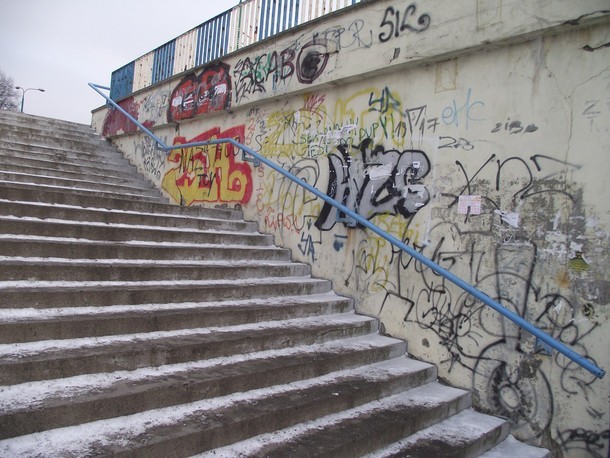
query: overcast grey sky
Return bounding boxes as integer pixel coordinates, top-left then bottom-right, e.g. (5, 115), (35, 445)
(0, 0), (239, 124)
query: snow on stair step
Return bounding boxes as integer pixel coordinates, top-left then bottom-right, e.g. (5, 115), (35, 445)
(195, 380), (472, 458)
(363, 408), (510, 457)
(0, 334), (412, 438)
(0, 234), (292, 262)
(480, 435), (551, 458)
(0, 276), (334, 309)
(0, 199), (257, 231)
(0, 312), (377, 383)
(0, 170), (159, 194)
(0, 178), (162, 201)
(0, 256), (310, 282)
(0, 214), (272, 245)
(0, 292), (352, 343)
(0, 358), (444, 457)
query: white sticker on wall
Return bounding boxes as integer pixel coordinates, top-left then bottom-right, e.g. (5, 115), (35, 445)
(494, 209), (520, 228)
(367, 163), (393, 180)
(458, 195), (481, 215)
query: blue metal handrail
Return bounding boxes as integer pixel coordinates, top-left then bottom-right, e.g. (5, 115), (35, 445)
(89, 82), (605, 379)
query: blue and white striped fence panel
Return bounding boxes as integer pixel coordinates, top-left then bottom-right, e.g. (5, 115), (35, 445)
(109, 61), (135, 101)
(152, 40), (176, 85)
(133, 52), (154, 93)
(259, 0), (300, 41)
(299, 0), (359, 25)
(110, 0), (361, 100)
(174, 30), (198, 75)
(195, 10), (232, 67)
(228, 0), (262, 51)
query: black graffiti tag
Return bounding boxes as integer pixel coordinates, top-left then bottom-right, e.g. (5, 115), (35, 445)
(379, 4), (431, 43)
(316, 139), (430, 230)
(297, 39), (331, 84)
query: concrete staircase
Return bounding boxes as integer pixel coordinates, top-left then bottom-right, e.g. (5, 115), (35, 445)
(0, 111), (550, 457)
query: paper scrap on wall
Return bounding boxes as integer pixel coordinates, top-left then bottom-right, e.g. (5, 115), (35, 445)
(458, 195), (481, 215)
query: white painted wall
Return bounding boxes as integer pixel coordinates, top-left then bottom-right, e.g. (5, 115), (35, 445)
(92, 1), (610, 455)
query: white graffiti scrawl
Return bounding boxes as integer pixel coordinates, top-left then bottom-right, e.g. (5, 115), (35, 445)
(315, 139), (430, 230)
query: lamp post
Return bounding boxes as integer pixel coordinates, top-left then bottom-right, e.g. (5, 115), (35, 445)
(15, 86), (45, 113)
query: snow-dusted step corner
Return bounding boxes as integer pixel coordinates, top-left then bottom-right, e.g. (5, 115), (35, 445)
(362, 408), (509, 457)
(480, 435), (551, 458)
(195, 382), (473, 457)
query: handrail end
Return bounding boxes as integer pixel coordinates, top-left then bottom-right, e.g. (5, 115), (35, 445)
(89, 82), (111, 91)
(595, 368), (606, 379)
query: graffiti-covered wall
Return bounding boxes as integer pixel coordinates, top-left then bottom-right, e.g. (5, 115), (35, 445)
(92, 1), (610, 456)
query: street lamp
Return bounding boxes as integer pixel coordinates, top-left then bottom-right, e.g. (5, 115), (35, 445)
(15, 86), (45, 113)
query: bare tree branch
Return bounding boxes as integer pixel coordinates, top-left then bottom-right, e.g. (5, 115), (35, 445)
(0, 70), (19, 111)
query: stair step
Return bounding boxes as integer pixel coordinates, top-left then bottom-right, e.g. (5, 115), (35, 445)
(0, 334), (410, 438)
(0, 216), (270, 245)
(0, 132), (111, 155)
(0, 121), (104, 142)
(362, 409), (509, 458)
(0, 111), (93, 133)
(0, 122), (95, 140)
(0, 141), (131, 166)
(0, 179), (168, 205)
(0, 171), (159, 194)
(0, 292), (351, 343)
(0, 257), (309, 282)
(0, 165), (158, 190)
(201, 382), (474, 458)
(0, 276), (332, 309)
(0, 234), (291, 262)
(0, 181), (241, 219)
(0, 130), (120, 153)
(0, 200), (256, 232)
(0, 313), (377, 384)
(0, 155), (150, 180)
(0, 359), (452, 457)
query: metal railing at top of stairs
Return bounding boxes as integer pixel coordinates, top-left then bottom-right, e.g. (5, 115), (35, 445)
(110, 0), (363, 100)
(89, 82), (606, 379)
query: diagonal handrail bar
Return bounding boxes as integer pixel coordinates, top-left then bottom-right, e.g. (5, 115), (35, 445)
(89, 82), (605, 379)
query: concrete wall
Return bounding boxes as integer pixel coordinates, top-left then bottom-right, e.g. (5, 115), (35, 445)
(92, 1), (610, 455)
